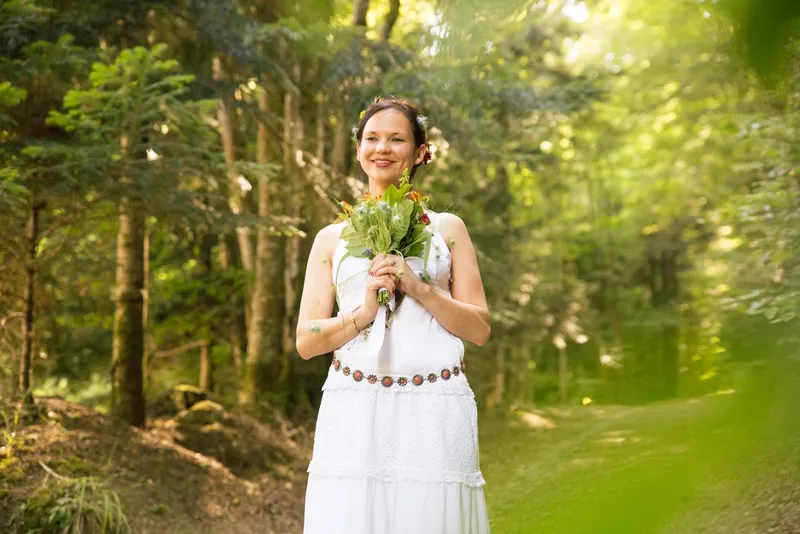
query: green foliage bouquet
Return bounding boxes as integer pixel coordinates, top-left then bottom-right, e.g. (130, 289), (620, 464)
(335, 170), (434, 305)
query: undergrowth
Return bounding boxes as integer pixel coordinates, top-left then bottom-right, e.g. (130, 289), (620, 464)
(5, 473), (130, 534)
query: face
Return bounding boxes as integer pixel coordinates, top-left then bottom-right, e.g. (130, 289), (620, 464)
(357, 109), (426, 183)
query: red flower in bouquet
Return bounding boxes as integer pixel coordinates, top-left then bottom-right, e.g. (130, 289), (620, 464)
(420, 213), (431, 225)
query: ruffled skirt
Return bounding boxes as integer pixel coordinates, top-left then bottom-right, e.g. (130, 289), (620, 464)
(303, 372), (490, 534)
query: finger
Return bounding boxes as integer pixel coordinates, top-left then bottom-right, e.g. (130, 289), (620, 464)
(372, 265), (396, 278)
(376, 275), (396, 293)
(382, 280), (396, 294)
(371, 260), (397, 276)
(368, 275), (394, 291)
(368, 277), (388, 289)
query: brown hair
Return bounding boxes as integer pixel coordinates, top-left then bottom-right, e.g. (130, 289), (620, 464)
(354, 97), (430, 177)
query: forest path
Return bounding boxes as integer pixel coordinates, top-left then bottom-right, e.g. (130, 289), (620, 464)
(480, 356), (800, 533)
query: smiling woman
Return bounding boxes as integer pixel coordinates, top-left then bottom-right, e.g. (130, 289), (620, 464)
(296, 97), (491, 534)
(355, 98), (430, 180)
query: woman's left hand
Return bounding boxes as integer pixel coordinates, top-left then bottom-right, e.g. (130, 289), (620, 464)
(370, 254), (425, 299)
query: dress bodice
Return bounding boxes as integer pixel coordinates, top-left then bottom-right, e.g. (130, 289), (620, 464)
(327, 214), (465, 379)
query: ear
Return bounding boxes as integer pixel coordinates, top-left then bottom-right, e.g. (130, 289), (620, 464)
(414, 144), (427, 166)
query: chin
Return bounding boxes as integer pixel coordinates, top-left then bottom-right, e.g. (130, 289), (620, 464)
(368, 167), (404, 182)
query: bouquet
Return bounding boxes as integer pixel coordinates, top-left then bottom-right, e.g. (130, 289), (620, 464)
(334, 169), (433, 305)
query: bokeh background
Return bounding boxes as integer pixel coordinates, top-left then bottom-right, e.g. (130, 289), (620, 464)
(1, 0), (798, 532)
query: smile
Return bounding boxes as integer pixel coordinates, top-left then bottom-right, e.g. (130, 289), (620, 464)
(371, 160), (395, 168)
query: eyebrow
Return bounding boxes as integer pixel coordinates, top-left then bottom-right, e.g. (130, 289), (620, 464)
(363, 130), (406, 136)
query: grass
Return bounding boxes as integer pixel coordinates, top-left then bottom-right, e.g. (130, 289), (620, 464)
(480, 357), (800, 533)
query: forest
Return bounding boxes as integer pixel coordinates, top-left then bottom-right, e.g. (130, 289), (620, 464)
(1, 0), (798, 532)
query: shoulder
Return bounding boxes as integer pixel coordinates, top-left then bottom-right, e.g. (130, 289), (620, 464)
(432, 212), (468, 234)
(436, 212), (466, 227)
(312, 222), (346, 256)
(317, 221), (346, 239)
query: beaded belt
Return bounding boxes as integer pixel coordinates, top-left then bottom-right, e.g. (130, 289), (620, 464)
(331, 356), (467, 388)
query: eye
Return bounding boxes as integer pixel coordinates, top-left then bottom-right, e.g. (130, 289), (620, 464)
(392, 137), (404, 142)
(366, 136), (378, 141)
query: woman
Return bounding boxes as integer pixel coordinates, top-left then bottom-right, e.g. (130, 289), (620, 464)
(296, 97), (491, 534)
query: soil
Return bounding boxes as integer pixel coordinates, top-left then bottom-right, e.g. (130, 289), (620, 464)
(0, 397), (311, 534)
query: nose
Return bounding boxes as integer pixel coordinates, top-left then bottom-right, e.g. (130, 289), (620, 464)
(376, 139), (390, 153)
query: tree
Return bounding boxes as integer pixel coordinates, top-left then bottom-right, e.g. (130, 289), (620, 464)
(48, 44), (221, 425)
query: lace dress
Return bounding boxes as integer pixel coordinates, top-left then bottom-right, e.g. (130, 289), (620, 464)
(303, 216), (490, 534)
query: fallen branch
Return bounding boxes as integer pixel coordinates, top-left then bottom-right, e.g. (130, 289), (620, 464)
(39, 461), (69, 481)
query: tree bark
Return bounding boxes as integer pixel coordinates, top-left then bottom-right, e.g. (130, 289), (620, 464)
(331, 98), (350, 177)
(281, 64), (305, 383)
(316, 89), (326, 162)
(110, 195), (146, 427)
(19, 199), (42, 409)
(200, 231), (216, 393)
(213, 54), (255, 273)
(199, 341), (214, 392)
(142, 227), (151, 391)
(219, 235), (245, 376)
(352, 0), (370, 27)
(380, 0), (400, 41)
(558, 345), (568, 405)
(8, 323), (20, 402)
(487, 342), (506, 408)
(241, 81), (285, 408)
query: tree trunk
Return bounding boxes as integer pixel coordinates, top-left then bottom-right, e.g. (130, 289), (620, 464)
(219, 235), (245, 376)
(142, 227), (151, 391)
(8, 324), (20, 401)
(241, 81), (285, 408)
(487, 343), (506, 408)
(352, 0), (370, 26)
(558, 345), (568, 405)
(316, 89), (326, 162)
(19, 199), (42, 410)
(200, 231), (216, 393)
(331, 98), (350, 178)
(281, 64), (305, 383)
(646, 235), (681, 401)
(380, 0), (400, 41)
(110, 195), (146, 427)
(213, 55), (255, 273)
(659, 250), (680, 399)
(530, 346), (541, 405)
(199, 341), (214, 392)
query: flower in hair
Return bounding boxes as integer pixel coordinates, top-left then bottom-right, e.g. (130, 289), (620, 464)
(416, 115), (428, 129)
(351, 126), (359, 142)
(423, 146), (433, 164)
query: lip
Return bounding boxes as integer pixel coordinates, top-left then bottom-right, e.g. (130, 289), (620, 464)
(371, 159), (395, 168)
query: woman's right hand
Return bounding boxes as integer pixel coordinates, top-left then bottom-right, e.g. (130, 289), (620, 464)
(357, 271), (396, 327)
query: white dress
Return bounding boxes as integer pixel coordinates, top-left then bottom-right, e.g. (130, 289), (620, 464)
(303, 217), (490, 534)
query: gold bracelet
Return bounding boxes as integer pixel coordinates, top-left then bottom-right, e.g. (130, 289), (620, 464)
(351, 305), (363, 332)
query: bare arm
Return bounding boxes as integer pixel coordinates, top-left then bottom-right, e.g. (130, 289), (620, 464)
(417, 213), (490, 345)
(295, 225), (359, 359)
